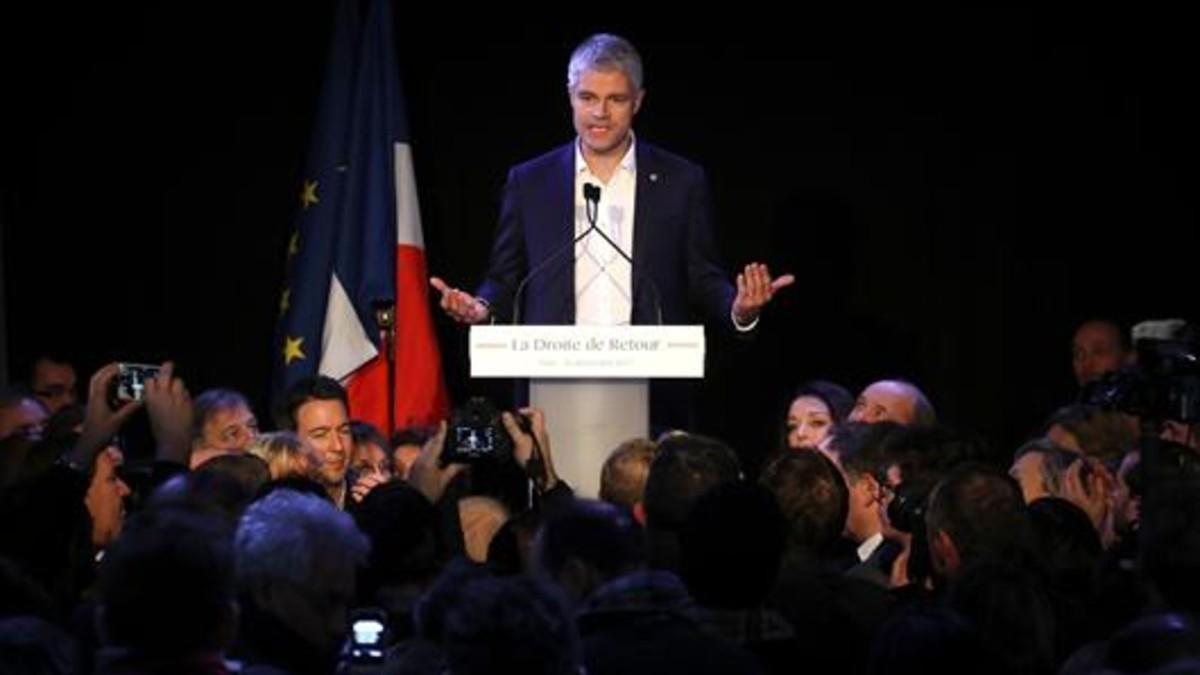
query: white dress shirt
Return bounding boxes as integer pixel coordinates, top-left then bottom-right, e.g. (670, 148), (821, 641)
(573, 137), (637, 326)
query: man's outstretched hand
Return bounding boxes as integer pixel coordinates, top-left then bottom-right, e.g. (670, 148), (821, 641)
(430, 277), (490, 324)
(732, 263), (794, 326)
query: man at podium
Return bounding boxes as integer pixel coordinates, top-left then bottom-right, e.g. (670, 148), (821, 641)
(430, 33), (791, 432)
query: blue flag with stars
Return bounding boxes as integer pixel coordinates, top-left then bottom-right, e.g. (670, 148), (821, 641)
(272, 0), (447, 431)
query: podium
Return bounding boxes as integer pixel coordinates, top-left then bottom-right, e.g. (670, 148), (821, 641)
(469, 325), (705, 497)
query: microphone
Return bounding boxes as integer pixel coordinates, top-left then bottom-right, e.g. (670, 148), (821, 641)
(583, 182), (601, 203)
(511, 184), (604, 325)
(512, 183), (664, 325)
(579, 183), (631, 267)
(577, 183), (664, 324)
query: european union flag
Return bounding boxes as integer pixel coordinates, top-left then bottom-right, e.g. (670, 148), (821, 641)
(272, 0), (447, 432)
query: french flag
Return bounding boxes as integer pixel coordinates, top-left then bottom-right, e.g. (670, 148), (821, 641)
(273, 0), (448, 433)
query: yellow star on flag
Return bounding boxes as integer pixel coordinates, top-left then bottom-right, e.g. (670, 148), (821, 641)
(279, 289), (291, 317)
(283, 336), (306, 365)
(287, 231), (301, 258)
(300, 180), (319, 209)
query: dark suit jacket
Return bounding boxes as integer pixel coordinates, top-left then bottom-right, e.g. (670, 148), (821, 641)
(475, 140), (734, 327)
(473, 140), (738, 431)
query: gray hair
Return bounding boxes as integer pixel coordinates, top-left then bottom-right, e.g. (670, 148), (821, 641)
(234, 489), (368, 593)
(567, 33), (644, 92)
(1013, 437), (1078, 498)
(191, 388), (251, 440)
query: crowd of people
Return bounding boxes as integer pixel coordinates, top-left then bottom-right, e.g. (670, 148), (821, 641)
(0, 317), (1198, 674)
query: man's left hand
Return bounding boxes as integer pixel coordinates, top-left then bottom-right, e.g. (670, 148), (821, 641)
(732, 263), (795, 325)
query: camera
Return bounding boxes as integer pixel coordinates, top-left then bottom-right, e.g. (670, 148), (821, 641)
(441, 397), (514, 464)
(1080, 320), (1200, 424)
(884, 481), (929, 535)
(107, 362), (161, 408)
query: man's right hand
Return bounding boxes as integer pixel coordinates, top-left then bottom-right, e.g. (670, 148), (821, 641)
(502, 407), (558, 491)
(70, 363), (144, 469)
(143, 361), (194, 466)
(406, 421), (466, 504)
(429, 277), (490, 324)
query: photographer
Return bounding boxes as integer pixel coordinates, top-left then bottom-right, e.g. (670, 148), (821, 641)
(397, 401), (570, 573)
(925, 463), (1052, 675)
(1010, 437), (1117, 547)
(0, 361), (193, 621)
(827, 421), (905, 584)
(846, 424), (986, 591)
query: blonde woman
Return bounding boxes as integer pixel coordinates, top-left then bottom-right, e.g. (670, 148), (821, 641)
(245, 431), (322, 481)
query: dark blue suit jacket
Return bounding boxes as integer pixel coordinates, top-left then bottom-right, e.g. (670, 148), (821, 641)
(475, 141), (735, 327)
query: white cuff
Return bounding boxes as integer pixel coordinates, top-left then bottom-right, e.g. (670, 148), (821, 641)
(731, 308), (759, 332)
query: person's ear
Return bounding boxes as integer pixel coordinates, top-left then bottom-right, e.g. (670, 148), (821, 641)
(929, 529), (960, 577)
(632, 501), (647, 527)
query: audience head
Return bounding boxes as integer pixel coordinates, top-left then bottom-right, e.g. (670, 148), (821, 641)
(848, 379), (936, 428)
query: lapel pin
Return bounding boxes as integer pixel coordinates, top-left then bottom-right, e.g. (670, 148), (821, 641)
(649, 173), (659, 182)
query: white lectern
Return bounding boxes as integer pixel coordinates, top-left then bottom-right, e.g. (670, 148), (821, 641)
(469, 325), (704, 497)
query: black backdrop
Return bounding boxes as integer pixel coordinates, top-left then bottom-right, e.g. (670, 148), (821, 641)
(3, 6), (1196, 472)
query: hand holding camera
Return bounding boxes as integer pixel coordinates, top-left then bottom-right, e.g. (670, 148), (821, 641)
(422, 397), (559, 496)
(439, 397), (519, 465)
(502, 407), (557, 492)
(406, 421), (466, 504)
(70, 363), (148, 469)
(1064, 456), (1113, 530)
(141, 361), (193, 465)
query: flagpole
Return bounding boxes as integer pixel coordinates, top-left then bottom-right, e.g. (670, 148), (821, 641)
(374, 301), (396, 436)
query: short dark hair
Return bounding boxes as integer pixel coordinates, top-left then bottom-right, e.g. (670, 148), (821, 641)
(158, 454), (272, 522)
(643, 433), (741, 531)
(926, 463), (1032, 568)
(1027, 497), (1102, 581)
(353, 481), (440, 595)
(1041, 404), (1134, 462)
(275, 376), (348, 431)
(830, 421), (904, 479)
(25, 353), (75, 383)
(535, 499), (645, 582)
(392, 425), (435, 448)
(350, 420), (389, 452)
(760, 451), (849, 556)
(151, 468), (257, 525)
(99, 508), (235, 654)
(850, 424), (984, 494)
(444, 574), (580, 675)
(191, 389), (251, 440)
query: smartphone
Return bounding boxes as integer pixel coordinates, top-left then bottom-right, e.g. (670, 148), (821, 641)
(344, 611), (388, 664)
(105, 362), (162, 411)
(115, 363), (161, 403)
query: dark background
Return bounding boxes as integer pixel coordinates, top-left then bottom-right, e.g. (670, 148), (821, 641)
(3, 6), (1195, 472)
